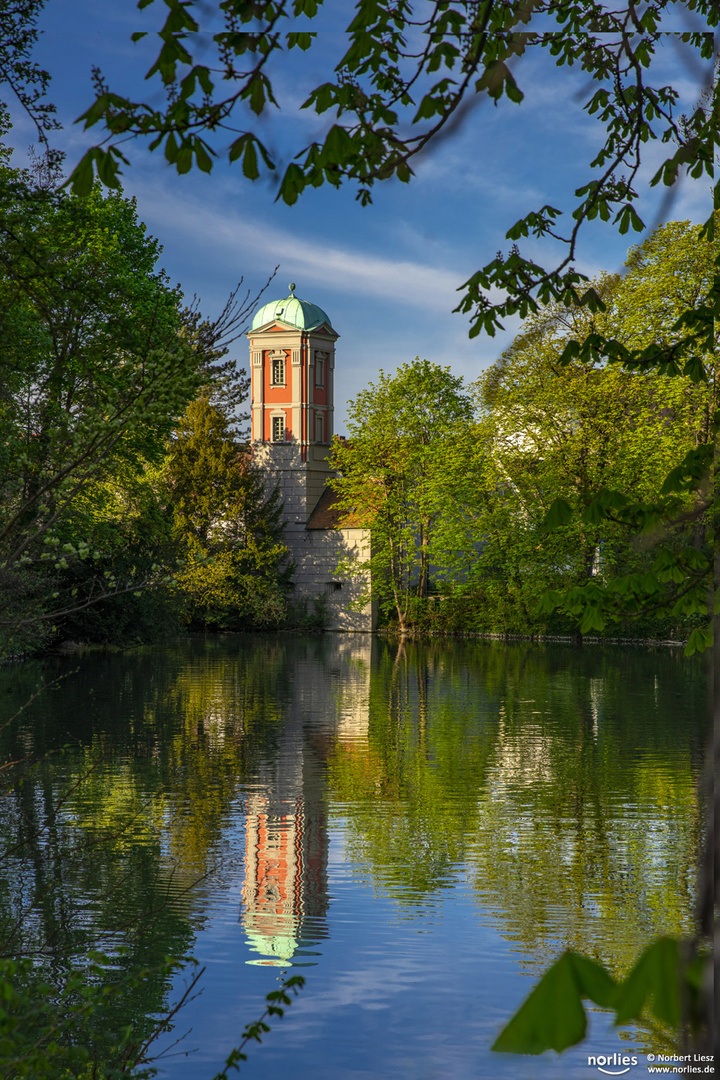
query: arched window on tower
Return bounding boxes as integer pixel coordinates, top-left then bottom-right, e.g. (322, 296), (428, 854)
(272, 415), (285, 442)
(315, 414), (324, 444)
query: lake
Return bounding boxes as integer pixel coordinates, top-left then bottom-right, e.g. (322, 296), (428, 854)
(0, 634), (709, 1079)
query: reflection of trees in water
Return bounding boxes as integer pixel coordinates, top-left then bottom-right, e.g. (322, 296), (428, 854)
(328, 639), (501, 898)
(0, 636), (301, 1053)
(327, 640), (706, 978)
(0, 634), (345, 1029)
(0, 750), (195, 1056)
(0, 635), (707, 1058)
(472, 718), (700, 976)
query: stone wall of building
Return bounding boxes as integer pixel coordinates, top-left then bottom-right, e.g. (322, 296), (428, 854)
(292, 524), (374, 633)
(254, 442), (327, 526)
(255, 442), (375, 632)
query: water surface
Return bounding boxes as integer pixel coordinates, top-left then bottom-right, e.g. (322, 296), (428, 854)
(0, 635), (708, 1078)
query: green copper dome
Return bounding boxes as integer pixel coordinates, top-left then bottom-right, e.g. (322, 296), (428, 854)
(251, 284), (332, 331)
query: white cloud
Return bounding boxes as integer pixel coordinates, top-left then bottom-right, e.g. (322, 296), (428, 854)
(135, 180), (468, 314)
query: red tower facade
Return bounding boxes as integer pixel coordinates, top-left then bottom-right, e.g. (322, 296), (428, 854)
(248, 285), (376, 631)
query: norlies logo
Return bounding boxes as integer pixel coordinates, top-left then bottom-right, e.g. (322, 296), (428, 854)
(588, 1053), (639, 1076)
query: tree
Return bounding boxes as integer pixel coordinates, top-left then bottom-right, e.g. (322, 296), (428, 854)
(0, 159), (209, 654)
(0, 146), (273, 654)
(466, 218), (714, 641)
(332, 359), (474, 632)
(529, 219), (715, 649)
(0, 2), (59, 160)
(165, 393), (293, 629)
(70, 2), (716, 273)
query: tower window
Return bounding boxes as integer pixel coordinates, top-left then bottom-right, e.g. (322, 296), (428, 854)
(315, 356), (324, 387)
(271, 355), (285, 386)
(272, 415), (285, 442)
(315, 414), (324, 443)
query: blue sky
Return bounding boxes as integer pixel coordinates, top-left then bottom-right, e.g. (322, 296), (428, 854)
(8, 2), (713, 429)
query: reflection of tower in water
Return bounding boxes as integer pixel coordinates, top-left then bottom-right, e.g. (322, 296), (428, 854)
(242, 775), (328, 966)
(240, 638), (372, 966)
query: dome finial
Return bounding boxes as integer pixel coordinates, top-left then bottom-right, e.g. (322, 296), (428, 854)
(288, 282), (296, 296)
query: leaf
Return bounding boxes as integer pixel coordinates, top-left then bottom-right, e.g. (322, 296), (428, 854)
(247, 76), (267, 116)
(504, 70), (524, 104)
(241, 139), (259, 180)
(476, 61), (522, 104)
(302, 82), (336, 114)
(286, 32), (315, 50)
(78, 93), (110, 130)
(540, 498), (573, 532)
(324, 124), (354, 162)
(640, 572), (660, 594)
(228, 133), (247, 164)
(615, 204), (645, 234)
(579, 604), (606, 633)
(683, 354), (709, 384)
(577, 285), (606, 312)
(175, 141), (193, 174)
(193, 138), (214, 173)
(164, 130), (179, 163)
(94, 149), (122, 189)
(613, 938), (681, 1028)
(396, 160), (412, 183)
(685, 628), (711, 657)
(67, 151), (95, 196)
(196, 65), (213, 95)
(231, 132), (273, 177)
(536, 589), (560, 614)
(278, 163), (305, 205)
(415, 93), (443, 120)
(492, 952), (617, 1054)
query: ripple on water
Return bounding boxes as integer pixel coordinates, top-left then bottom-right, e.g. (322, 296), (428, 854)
(0, 635), (708, 1079)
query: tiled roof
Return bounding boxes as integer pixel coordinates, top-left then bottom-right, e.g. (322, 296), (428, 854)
(306, 486), (365, 530)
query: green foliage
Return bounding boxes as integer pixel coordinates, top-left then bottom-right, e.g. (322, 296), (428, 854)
(0, 951), (203, 1079)
(331, 359), (474, 631)
(461, 219), (714, 646)
(527, 221), (716, 650)
(67, 3), (717, 338)
(165, 394), (293, 630)
(330, 222), (711, 646)
(0, 151), (281, 653)
(0, 163), (204, 656)
(0, 946), (305, 1079)
(493, 938), (710, 1054)
(493, 951), (618, 1054)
